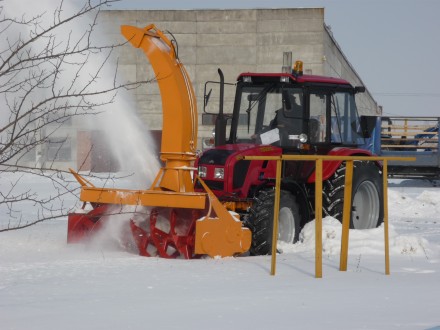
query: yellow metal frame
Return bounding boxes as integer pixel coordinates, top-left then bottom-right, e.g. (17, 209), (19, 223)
(243, 155), (415, 278)
(195, 177), (252, 257)
(69, 169), (206, 209)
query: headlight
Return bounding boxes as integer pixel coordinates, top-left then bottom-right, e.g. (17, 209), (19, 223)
(214, 167), (224, 179)
(198, 166), (207, 178)
(299, 133), (308, 143)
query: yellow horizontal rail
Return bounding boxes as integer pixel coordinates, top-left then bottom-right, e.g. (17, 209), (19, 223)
(243, 154), (415, 278)
(241, 155), (414, 162)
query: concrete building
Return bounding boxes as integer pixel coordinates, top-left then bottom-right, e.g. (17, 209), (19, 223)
(23, 8), (381, 171)
(99, 8), (380, 151)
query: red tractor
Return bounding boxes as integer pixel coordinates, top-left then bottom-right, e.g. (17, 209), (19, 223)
(196, 61), (382, 255)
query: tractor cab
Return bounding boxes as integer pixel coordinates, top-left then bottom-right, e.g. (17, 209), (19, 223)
(226, 66), (370, 152)
(232, 81), (305, 147)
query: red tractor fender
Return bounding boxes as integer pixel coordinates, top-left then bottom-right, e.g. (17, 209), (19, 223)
(306, 147), (379, 183)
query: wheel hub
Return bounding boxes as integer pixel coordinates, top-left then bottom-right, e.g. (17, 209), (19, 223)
(278, 207), (296, 243)
(352, 181), (380, 229)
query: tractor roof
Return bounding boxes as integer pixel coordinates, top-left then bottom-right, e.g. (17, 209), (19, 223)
(237, 72), (352, 86)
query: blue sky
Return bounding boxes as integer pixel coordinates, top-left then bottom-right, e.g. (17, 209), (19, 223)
(109, 0), (440, 117)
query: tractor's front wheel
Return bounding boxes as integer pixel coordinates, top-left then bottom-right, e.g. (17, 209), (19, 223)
(323, 161), (383, 229)
(248, 190), (301, 255)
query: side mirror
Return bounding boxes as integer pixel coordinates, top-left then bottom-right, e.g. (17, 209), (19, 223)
(360, 116), (377, 138)
(355, 86), (366, 94)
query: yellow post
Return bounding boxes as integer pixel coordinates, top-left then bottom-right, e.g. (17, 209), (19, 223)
(315, 158), (323, 278)
(340, 160), (354, 271)
(241, 154), (414, 278)
(383, 160), (390, 275)
(270, 159), (283, 276)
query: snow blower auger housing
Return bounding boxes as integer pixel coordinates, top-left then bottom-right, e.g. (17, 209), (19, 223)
(67, 24), (251, 258)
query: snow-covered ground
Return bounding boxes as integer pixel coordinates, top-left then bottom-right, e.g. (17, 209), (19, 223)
(1, 173), (440, 330)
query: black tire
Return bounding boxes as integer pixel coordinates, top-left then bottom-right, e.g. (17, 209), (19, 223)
(323, 161), (384, 229)
(248, 190), (301, 255)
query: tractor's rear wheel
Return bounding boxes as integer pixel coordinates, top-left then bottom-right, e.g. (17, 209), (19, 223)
(248, 190), (300, 255)
(323, 161), (383, 229)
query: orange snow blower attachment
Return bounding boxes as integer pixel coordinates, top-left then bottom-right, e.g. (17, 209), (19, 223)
(67, 24), (251, 258)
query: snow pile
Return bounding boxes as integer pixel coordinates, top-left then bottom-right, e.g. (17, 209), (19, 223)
(278, 216), (431, 258)
(1, 176), (440, 329)
(388, 188), (440, 219)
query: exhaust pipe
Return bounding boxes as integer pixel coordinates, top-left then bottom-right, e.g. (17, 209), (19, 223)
(215, 68), (227, 146)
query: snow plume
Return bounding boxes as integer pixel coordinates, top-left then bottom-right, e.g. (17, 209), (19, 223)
(87, 92), (161, 189)
(2, 0), (160, 188)
(87, 205), (149, 253)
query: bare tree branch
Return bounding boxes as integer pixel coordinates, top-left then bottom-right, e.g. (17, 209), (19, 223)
(0, 0), (154, 231)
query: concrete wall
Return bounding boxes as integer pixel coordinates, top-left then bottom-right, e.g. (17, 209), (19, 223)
(15, 8), (380, 171)
(323, 25), (380, 116)
(99, 8), (332, 148)
(36, 8), (379, 170)
(98, 8), (380, 150)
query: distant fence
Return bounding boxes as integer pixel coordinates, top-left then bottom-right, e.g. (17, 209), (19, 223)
(381, 117), (439, 152)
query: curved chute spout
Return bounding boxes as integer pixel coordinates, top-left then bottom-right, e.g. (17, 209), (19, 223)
(121, 24), (198, 192)
(67, 25), (251, 259)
